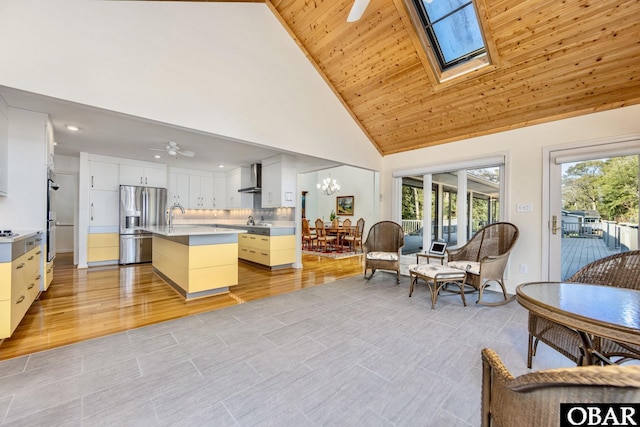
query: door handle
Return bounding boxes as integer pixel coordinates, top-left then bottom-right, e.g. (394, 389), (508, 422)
(551, 215), (559, 235)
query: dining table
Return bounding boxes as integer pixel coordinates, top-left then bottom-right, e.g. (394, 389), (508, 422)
(516, 281), (640, 365)
(311, 226), (354, 251)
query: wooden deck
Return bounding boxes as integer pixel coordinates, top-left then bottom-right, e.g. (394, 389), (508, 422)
(561, 236), (620, 280)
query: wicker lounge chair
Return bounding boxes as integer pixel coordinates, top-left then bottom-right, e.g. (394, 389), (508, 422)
(527, 250), (640, 368)
(481, 347), (640, 427)
(447, 222), (519, 306)
(363, 221), (404, 283)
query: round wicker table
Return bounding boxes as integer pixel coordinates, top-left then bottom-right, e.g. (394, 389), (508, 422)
(516, 282), (640, 365)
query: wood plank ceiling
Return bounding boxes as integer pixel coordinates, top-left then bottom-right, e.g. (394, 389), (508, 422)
(173, 0), (640, 155)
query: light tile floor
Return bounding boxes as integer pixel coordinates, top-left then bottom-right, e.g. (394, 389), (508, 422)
(0, 273), (574, 426)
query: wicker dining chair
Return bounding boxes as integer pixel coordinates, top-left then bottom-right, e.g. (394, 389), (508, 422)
(363, 221), (404, 283)
(447, 222), (519, 306)
(527, 250), (640, 368)
(481, 347), (640, 427)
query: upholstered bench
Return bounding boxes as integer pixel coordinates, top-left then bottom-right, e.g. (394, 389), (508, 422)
(408, 264), (467, 309)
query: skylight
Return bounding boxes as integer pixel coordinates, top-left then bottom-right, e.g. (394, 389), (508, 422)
(409, 0), (489, 77)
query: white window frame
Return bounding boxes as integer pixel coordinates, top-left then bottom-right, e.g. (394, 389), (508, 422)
(393, 154), (508, 250)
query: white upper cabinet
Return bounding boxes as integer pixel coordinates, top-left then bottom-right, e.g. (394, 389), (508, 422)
(119, 163), (167, 187)
(261, 154), (296, 208)
(168, 171), (189, 206)
(188, 174), (213, 209)
(226, 167), (253, 209)
(0, 105), (8, 197)
(212, 172), (226, 209)
(89, 160), (119, 191)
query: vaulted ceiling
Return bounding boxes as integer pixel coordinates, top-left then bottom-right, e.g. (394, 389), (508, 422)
(257, 0), (639, 156)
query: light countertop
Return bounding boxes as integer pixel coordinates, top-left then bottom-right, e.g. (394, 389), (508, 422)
(143, 225), (247, 237)
(0, 230), (41, 244)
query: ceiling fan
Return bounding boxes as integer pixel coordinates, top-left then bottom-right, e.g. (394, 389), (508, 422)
(149, 141), (195, 157)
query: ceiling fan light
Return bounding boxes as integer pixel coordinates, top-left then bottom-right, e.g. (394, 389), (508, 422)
(168, 149), (177, 156)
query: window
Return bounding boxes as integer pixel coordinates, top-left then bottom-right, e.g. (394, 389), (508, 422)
(406, 0), (492, 81)
(395, 157), (506, 255)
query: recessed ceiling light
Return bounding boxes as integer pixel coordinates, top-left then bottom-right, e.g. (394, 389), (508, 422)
(154, 154), (161, 159)
(66, 124), (80, 131)
(53, 142), (58, 146)
(218, 164), (225, 168)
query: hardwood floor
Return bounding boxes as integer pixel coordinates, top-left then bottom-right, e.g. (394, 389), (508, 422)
(0, 252), (364, 361)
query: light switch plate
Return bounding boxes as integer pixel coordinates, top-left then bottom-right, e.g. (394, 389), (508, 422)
(516, 203), (533, 213)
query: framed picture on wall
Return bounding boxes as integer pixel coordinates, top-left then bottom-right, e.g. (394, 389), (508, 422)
(336, 195), (354, 216)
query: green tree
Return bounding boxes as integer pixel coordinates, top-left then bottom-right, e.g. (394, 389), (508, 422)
(562, 161), (603, 211)
(599, 156), (639, 222)
(562, 156), (638, 223)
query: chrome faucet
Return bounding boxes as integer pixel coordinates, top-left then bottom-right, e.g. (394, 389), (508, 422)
(168, 203), (185, 229)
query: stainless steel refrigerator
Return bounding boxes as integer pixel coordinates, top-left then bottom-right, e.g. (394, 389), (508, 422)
(119, 185), (167, 264)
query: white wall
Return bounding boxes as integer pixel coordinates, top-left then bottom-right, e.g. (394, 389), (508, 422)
(381, 104), (640, 293)
(0, 0), (382, 172)
(0, 108), (48, 230)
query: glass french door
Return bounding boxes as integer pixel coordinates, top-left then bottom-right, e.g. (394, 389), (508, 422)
(547, 140), (640, 281)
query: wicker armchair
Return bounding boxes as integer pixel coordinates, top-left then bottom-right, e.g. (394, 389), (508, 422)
(527, 250), (640, 368)
(363, 221), (404, 283)
(481, 348), (640, 427)
(447, 222), (519, 306)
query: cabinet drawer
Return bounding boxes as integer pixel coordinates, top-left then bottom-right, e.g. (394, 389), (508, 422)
(0, 262), (10, 301)
(268, 249), (295, 267)
(88, 233), (119, 247)
(10, 286), (31, 336)
(0, 299), (10, 338)
(44, 261), (54, 291)
(11, 252), (29, 291)
(239, 233), (270, 250)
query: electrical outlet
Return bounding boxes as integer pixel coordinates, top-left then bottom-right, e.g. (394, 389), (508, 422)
(519, 264), (528, 274)
(516, 203), (533, 213)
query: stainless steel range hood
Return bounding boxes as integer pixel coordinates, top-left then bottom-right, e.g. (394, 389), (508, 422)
(238, 163), (262, 193)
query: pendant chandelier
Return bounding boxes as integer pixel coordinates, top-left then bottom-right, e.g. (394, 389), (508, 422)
(317, 174), (341, 195)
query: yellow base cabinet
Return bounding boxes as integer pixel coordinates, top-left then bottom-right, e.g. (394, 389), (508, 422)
(152, 234), (238, 300)
(44, 259), (54, 291)
(0, 233), (43, 339)
(238, 233), (295, 267)
(87, 233), (119, 263)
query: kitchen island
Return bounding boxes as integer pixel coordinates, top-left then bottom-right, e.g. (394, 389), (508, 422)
(144, 225), (246, 300)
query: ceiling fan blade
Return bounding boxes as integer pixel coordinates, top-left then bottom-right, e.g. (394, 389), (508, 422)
(148, 147), (165, 152)
(177, 150), (195, 157)
(347, 0), (370, 22)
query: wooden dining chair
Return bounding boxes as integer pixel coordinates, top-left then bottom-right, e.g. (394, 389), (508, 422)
(301, 218), (317, 250)
(344, 217), (365, 252)
(315, 218), (337, 252)
(341, 218), (351, 250)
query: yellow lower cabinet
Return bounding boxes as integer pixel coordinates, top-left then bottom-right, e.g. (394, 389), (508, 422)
(87, 233), (119, 262)
(152, 236), (238, 299)
(238, 234), (295, 267)
(0, 236), (43, 339)
(44, 260), (54, 291)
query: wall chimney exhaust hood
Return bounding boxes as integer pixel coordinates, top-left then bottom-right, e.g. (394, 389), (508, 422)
(238, 163), (262, 193)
